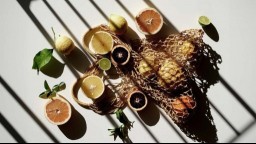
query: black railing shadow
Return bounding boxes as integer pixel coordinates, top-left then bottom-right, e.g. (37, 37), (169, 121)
(17, 0), (81, 79)
(0, 113), (26, 143)
(16, 0), (125, 141)
(0, 76), (59, 143)
(15, 0), (256, 143)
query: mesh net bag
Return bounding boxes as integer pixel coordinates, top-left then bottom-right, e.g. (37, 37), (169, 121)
(75, 25), (212, 123)
(162, 29), (204, 68)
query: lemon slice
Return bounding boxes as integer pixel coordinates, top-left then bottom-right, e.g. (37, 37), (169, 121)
(99, 58), (111, 71)
(198, 16), (211, 26)
(81, 75), (105, 100)
(89, 31), (114, 55)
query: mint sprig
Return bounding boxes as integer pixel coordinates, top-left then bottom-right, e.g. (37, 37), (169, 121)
(108, 109), (134, 141)
(39, 80), (66, 99)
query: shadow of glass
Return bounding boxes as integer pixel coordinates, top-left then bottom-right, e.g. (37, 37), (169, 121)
(202, 23), (219, 42)
(177, 83), (218, 143)
(40, 56), (65, 78)
(58, 106), (87, 140)
(66, 47), (91, 74)
(137, 99), (160, 126)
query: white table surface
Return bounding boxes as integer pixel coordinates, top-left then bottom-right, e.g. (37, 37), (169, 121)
(1, 0), (256, 143)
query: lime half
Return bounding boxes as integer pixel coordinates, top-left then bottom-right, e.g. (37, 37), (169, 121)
(198, 16), (211, 26)
(99, 58), (111, 71)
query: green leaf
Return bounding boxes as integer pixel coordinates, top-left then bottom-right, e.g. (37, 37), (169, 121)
(32, 48), (53, 74)
(52, 82), (66, 93)
(52, 84), (59, 92)
(59, 82), (66, 91)
(39, 91), (51, 99)
(48, 91), (57, 99)
(44, 80), (51, 91)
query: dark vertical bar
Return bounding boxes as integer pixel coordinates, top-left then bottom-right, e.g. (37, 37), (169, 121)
(220, 76), (256, 119)
(0, 113), (26, 143)
(129, 109), (160, 143)
(42, 0), (94, 64)
(158, 110), (188, 143)
(209, 101), (240, 135)
(17, 0), (81, 79)
(0, 76), (59, 143)
(228, 120), (256, 143)
(116, 0), (134, 19)
(64, 0), (91, 29)
(89, 0), (108, 20)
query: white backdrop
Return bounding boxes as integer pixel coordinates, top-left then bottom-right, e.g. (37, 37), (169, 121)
(1, 0), (256, 143)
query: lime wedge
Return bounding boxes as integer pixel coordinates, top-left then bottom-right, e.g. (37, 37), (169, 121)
(99, 58), (111, 71)
(198, 16), (211, 26)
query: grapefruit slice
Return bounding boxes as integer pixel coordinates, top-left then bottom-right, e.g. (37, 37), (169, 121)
(44, 96), (72, 125)
(135, 8), (163, 35)
(81, 75), (105, 100)
(89, 31), (114, 55)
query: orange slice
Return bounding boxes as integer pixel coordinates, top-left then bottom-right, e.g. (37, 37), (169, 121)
(44, 96), (72, 125)
(135, 8), (163, 35)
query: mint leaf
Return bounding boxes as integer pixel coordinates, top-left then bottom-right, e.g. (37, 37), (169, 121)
(115, 109), (134, 130)
(52, 82), (66, 93)
(44, 80), (51, 91)
(39, 81), (66, 99)
(39, 91), (51, 99)
(32, 49), (53, 74)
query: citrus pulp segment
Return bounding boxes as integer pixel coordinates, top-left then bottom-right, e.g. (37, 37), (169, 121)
(44, 96), (72, 125)
(198, 16), (211, 26)
(89, 31), (114, 55)
(135, 8), (163, 35)
(99, 58), (112, 71)
(81, 75), (105, 100)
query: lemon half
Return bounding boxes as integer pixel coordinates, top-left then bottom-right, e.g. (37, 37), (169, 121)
(81, 75), (105, 100)
(89, 31), (114, 55)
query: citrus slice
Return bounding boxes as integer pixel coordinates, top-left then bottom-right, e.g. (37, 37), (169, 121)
(99, 58), (111, 71)
(128, 91), (148, 111)
(44, 96), (72, 125)
(111, 45), (131, 65)
(135, 8), (163, 35)
(81, 75), (105, 100)
(198, 16), (211, 26)
(89, 31), (114, 55)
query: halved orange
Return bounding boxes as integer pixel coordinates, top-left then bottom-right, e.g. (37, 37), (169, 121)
(135, 8), (163, 35)
(44, 96), (72, 125)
